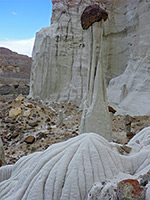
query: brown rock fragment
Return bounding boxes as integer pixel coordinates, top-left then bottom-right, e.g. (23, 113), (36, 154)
(9, 107), (22, 118)
(117, 145), (132, 154)
(28, 121), (38, 127)
(0, 159), (2, 167)
(15, 95), (25, 102)
(121, 145), (132, 154)
(81, 5), (108, 30)
(11, 131), (20, 139)
(117, 179), (145, 200)
(24, 136), (35, 144)
(108, 106), (116, 114)
(36, 132), (48, 140)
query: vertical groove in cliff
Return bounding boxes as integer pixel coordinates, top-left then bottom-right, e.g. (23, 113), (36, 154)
(67, 17), (74, 102)
(79, 31), (84, 101)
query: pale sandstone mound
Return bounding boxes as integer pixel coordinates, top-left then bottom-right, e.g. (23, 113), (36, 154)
(0, 133), (123, 200)
(1, 128), (150, 199)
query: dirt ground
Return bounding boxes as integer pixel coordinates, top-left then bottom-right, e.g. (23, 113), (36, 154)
(0, 94), (150, 165)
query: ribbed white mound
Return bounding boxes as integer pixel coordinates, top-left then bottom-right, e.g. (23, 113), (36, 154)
(0, 129), (150, 200)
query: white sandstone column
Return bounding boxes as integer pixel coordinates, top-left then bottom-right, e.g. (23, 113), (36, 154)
(80, 21), (112, 141)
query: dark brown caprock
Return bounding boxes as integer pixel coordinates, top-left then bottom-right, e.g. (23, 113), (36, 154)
(81, 5), (108, 30)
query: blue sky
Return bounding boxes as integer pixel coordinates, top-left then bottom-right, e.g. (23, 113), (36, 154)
(0, 0), (53, 56)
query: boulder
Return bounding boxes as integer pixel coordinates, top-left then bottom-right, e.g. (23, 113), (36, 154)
(15, 95), (25, 102)
(117, 179), (145, 200)
(24, 136), (35, 144)
(81, 5), (108, 30)
(9, 107), (22, 118)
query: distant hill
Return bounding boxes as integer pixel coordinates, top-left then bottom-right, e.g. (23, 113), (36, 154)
(0, 47), (31, 83)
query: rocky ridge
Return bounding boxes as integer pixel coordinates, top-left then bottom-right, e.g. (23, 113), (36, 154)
(0, 47), (31, 96)
(0, 47), (31, 83)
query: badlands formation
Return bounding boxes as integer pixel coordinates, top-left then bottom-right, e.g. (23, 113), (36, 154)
(0, 0), (150, 199)
(29, 0), (150, 116)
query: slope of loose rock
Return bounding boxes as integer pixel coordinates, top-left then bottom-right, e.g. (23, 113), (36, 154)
(0, 95), (80, 164)
(0, 95), (150, 165)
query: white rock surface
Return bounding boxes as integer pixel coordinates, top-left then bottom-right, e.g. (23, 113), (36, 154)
(29, 0), (91, 105)
(88, 127), (150, 200)
(107, 0), (150, 116)
(80, 21), (111, 141)
(88, 180), (117, 200)
(29, 0), (150, 116)
(0, 138), (6, 166)
(29, 0), (128, 104)
(1, 127), (150, 199)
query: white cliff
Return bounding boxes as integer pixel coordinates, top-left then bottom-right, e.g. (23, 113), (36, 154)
(107, 0), (150, 116)
(29, 0), (126, 104)
(30, 0), (150, 115)
(29, 0), (90, 105)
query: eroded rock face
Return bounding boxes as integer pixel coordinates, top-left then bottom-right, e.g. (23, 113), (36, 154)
(107, 0), (150, 116)
(29, 0), (90, 104)
(29, 0), (118, 105)
(30, 0), (150, 116)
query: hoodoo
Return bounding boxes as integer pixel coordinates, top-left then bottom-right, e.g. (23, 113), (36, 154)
(80, 5), (111, 141)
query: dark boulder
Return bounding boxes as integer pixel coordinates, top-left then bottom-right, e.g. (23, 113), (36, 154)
(81, 5), (108, 30)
